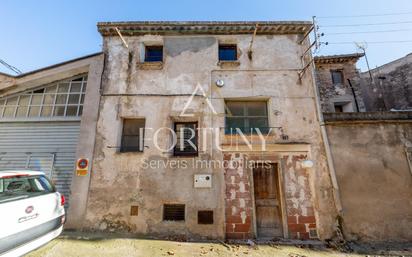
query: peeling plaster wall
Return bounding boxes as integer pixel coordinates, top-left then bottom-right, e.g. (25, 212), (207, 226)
(85, 34), (337, 239)
(326, 121), (412, 241)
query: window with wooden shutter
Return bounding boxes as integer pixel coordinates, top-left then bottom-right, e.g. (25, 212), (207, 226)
(120, 119), (145, 152)
(174, 122), (198, 156)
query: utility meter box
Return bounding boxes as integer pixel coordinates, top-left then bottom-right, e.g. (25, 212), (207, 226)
(194, 174), (212, 188)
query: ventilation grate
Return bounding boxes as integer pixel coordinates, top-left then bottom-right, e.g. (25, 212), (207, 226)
(130, 206), (139, 216)
(309, 228), (318, 239)
(163, 204), (185, 221)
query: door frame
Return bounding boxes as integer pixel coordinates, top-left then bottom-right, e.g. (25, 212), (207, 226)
(250, 162), (288, 239)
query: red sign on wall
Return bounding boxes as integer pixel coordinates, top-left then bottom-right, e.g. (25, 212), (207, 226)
(76, 158), (89, 176)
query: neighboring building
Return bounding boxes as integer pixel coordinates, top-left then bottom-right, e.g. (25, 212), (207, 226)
(314, 53), (365, 113)
(0, 53), (103, 208)
(358, 52), (412, 111)
(68, 21), (339, 240)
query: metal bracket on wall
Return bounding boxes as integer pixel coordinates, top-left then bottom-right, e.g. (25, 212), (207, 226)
(298, 16), (320, 83)
(115, 27), (129, 49)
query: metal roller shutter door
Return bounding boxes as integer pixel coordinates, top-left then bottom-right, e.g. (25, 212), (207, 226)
(0, 121), (80, 208)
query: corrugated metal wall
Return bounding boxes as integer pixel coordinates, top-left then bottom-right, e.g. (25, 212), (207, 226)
(0, 121), (80, 207)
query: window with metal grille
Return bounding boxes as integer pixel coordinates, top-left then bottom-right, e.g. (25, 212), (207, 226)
(145, 45), (163, 62)
(163, 204), (185, 221)
(331, 70), (344, 85)
(225, 101), (269, 134)
(174, 122), (198, 156)
(198, 210), (214, 224)
(219, 44), (237, 61)
(120, 119), (145, 152)
(0, 75), (87, 119)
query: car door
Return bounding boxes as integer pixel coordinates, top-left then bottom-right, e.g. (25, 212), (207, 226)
(0, 174), (64, 254)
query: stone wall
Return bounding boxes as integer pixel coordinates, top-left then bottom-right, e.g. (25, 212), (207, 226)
(325, 113), (412, 241)
(83, 31), (337, 240)
(358, 53), (412, 111)
(315, 61), (365, 113)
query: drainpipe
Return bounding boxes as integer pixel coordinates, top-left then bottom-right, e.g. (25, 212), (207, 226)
(347, 79), (359, 112)
(309, 55), (343, 216)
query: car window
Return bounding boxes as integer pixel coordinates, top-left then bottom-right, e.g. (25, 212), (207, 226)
(0, 175), (55, 204)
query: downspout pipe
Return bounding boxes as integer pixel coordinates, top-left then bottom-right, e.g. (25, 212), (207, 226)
(309, 53), (343, 216)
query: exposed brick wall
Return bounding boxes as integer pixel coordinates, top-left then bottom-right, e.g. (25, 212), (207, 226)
(224, 152), (317, 240)
(224, 153), (253, 239)
(282, 155), (317, 240)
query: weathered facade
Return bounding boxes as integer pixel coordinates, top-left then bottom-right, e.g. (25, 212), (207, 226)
(1, 21), (410, 243)
(324, 112), (412, 241)
(358, 53), (412, 111)
(70, 21), (339, 240)
(314, 53), (366, 113)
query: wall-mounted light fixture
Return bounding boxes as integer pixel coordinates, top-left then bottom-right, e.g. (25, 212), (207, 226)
(215, 79), (225, 87)
(301, 160), (314, 169)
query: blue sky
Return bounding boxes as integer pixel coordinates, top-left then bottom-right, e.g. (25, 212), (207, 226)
(1, 0), (411, 74)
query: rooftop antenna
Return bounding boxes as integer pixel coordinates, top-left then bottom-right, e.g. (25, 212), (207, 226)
(0, 59), (22, 75)
(355, 42), (373, 82)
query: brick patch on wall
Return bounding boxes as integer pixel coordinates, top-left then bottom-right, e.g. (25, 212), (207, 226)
(224, 153), (253, 239)
(282, 155), (318, 240)
(224, 153), (317, 240)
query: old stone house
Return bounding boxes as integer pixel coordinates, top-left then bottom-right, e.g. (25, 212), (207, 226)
(65, 21), (338, 240)
(358, 52), (412, 111)
(314, 53), (365, 113)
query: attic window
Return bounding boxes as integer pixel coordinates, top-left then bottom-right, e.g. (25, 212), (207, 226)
(331, 70), (344, 85)
(219, 44), (237, 61)
(145, 45), (163, 62)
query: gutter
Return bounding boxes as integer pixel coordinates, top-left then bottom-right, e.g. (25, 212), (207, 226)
(309, 50), (343, 215)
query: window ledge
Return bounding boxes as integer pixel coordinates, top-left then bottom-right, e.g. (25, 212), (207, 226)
(218, 61), (240, 68)
(116, 151), (144, 154)
(138, 61), (163, 70)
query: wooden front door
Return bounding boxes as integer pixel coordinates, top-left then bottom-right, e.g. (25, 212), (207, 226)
(253, 163), (283, 238)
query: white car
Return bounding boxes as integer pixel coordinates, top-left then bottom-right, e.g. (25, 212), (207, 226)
(0, 170), (65, 257)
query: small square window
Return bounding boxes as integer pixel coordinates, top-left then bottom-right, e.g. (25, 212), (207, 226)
(334, 104), (343, 113)
(174, 122), (198, 156)
(41, 106), (53, 117)
(145, 45), (163, 62)
(16, 107), (28, 117)
(219, 44), (237, 61)
(334, 102), (353, 113)
(130, 206), (139, 216)
(198, 210), (213, 224)
(331, 70), (344, 85)
(120, 119), (145, 152)
(163, 204), (185, 221)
